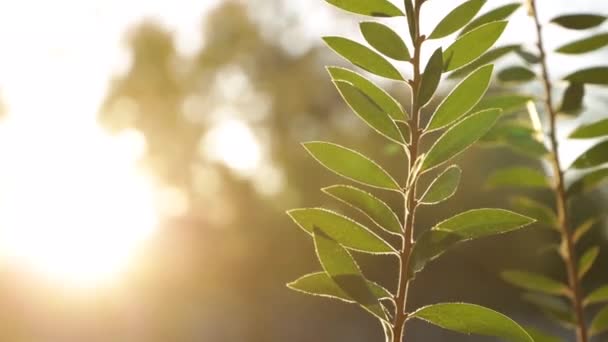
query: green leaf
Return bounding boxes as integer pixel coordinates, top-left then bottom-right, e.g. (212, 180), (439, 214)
(408, 230), (462, 279)
(498, 66), (536, 83)
(334, 81), (404, 143)
(288, 272), (392, 302)
(325, 0), (404, 17)
(395, 120), (411, 144)
(360, 21), (410, 61)
(481, 122), (549, 159)
(579, 246), (600, 279)
(570, 140), (608, 169)
(444, 21), (508, 72)
(564, 67), (608, 85)
(328, 66), (406, 120)
(550, 14), (607, 30)
(569, 118), (608, 139)
(501, 270), (570, 296)
(419, 48), (443, 106)
(312, 229), (387, 320)
(574, 219), (597, 243)
(486, 167), (549, 189)
(516, 49), (541, 64)
(323, 37), (403, 80)
(403, 0), (416, 43)
(524, 327), (561, 342)
(427, 64), (493, 131)
(288, 208), (396, 254)
(460, 3), (521, 37)
(428, 0), (486, 39)
(590, 304), (608, 336)
(473, 94), (534, 113)
(419, 165), (461, 205)
(422, 109), (502, 172)
(303, 142), (400, 190)
(585, 285), (608, 306)
(568, 168), (608, 196)
(434, 208), (535, 239)
(522, 293), (575, 327)
(510, 196), (557, 228)
(556, 33), (608, 54)
(410, 303), (534, 342)
(323, 185), (402, 235)
(449, 45), (520, 79)
(558, 83), (585, 115)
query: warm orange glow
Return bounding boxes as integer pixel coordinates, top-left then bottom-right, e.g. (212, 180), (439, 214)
(0, 117), (159, 288)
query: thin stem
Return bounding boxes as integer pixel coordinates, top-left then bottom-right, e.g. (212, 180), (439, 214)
(392, 0), (424, 341)
(529, 2), (587, 341)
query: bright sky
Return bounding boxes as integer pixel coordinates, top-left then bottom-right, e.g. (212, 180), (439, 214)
(0, 0), (605, 287)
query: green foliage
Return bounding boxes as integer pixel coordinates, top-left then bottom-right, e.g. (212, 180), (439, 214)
(360, 22), (410, 61)
(323, 36), (404, 80)
(443, 21), (508, 71)
(550, 14), (607, 30)
(410, 303), (534, 342)
(484, 4), (608, 340)
(288, 1), (534, 341)
(428, 0), (486, 40)
(427, 64), (493, 131)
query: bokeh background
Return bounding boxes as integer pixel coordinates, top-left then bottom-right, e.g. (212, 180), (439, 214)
(0, 0), (606, 341)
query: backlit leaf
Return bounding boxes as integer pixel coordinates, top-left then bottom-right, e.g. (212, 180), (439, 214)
(550, 14), (607, 30)
(568, 168), (608, 196)
(569, 118), (608, 139)
(449, 45), (520, 79)
(501, 270), (570, 296)
(313, 229), (387, 320)
(486, 167), (549, 189)
(411, 303), (534, 342)
(564, 67), (608, 85)
(498, 66), (536, 83)
(570, 140), (608, 169)
(579, 246), (599, 279)
(556, 33), (608, 54)
(288, 208), (396, 254)
(428, 0), (486, 39)
(408, 230), (462, 279)
(573, 219), (597, 243)
(328, 66), (406, 120)
(288, 272), (392, 303)
(523, 293), (575, 327)
(444, 21), (508, 72)
(323, 185), (402, 234)
(334, 81), (404, 143)
(325, 0), (404, 17)
(403, 0), (416, 43)
(422, 109), (502, 172)
(473, 94), (534, 113)
(427, 64), (493, 131)
(590, 304), (608, 336)
(510, 196), (557, 228)
(460, 3), (521, 37)
(419, 165), (461, 205)
(419, 48), (443, 106)
(304, 142), (400, 190)
(559, 83), (585, 115)
(585, 285), (608, 306)
(434, 208), (535, 239)
(360, 21), (410, 61)
(323, 37), (403, 80)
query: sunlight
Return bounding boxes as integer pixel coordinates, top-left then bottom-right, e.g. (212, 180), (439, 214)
(0, 117), (159, 288)
(203, 118), (262, 175)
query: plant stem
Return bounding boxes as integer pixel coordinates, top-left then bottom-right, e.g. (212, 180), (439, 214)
(392, 1), (423, 341)
(529, 2), (588, 341)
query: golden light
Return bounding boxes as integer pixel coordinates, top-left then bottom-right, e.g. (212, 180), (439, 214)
(0, 117), (159, 288)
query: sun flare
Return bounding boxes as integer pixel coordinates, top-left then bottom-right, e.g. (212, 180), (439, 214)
(0, 117), (159, 288)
